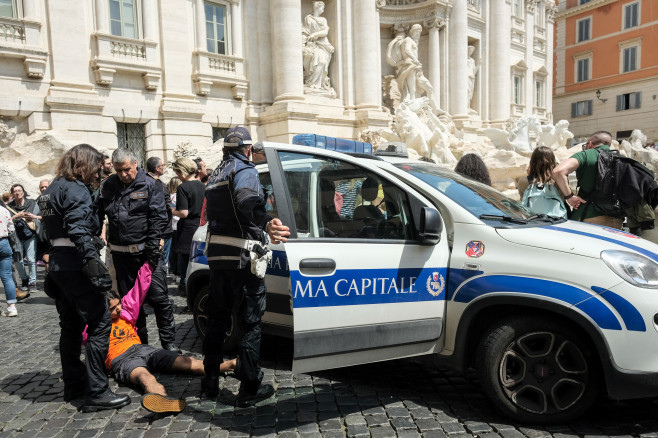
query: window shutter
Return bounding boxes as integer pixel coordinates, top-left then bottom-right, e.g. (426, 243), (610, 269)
(632, 92), (641, 109)
(571, 102), (577, 118)
(616, 95), (623, 111)
(586, 100), (593, 115)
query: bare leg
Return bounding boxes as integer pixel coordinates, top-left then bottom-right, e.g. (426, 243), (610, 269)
(171, 356), (236, 376)
(129, 367), (167, 396)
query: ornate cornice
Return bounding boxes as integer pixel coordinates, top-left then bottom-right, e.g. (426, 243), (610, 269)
(526, 0), (538, 14)
(554, 0), (617, 20)
(379, 1), (451, 26)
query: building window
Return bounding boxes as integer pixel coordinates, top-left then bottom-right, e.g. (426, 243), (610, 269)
(212, 127), (227, 143)
(577, 18), (591, 42)
(623, 2), (639, 29)
(513, 75), (523, 104)
(616, 92), (641, 111)
(513, 0), (523, 17)
(205, 2), (227, 54)
(576, 57), (590, 82)
(535, 80), (544, 108)
(571, 100), (592, 117)
(0, 0), (16, 18)
(579, 0), (591, 4)
(117, 123), (146, 167)
(616, 130), (633, 140)
(622, 46), (638, 72)
(109, 0), (138, 39)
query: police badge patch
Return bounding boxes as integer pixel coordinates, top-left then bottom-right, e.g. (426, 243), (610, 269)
(426, 272), (445, 297)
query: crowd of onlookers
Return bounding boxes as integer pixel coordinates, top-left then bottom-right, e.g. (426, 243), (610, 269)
(0, 154), (212, 318)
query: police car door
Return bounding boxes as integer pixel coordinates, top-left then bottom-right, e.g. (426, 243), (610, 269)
(265, 147), (449, 374)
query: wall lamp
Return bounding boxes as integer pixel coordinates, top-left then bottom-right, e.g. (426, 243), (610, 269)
(595, 89), (607, 103)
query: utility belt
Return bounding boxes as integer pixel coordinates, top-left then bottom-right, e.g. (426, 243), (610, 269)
(50, 237), (75, 247)
(109, 242), (146, 253)
(206, 234), (271, 278)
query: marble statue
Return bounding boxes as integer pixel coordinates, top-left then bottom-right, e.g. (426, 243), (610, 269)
(379, 100), (457, 163)
(536, 119), (574, 150)
(467, 45), (478, 110)
(302, 1), (335, 95)
(385, 24), (439, 113)
(620, 129), (658, 170)
(482, 115), (543, 156)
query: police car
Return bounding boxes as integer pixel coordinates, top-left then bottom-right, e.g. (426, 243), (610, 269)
(186, 142), (658, 424)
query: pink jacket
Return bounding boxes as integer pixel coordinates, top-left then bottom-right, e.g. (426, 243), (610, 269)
(82, 263), (153, 343)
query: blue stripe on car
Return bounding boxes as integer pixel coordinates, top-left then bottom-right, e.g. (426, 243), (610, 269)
(591, 286), (646, 332)
(446, 268), (483, 301)
(544, 225), (658, 262)
(452, 275), (622, 330)
(190, 241), (289, 278)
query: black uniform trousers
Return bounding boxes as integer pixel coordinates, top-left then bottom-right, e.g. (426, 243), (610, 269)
(111, 252), (175, 347)
(203, 266), (266, 394)
(49, 271), (111, 399)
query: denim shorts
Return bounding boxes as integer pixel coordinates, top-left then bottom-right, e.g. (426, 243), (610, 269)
(110, 344), (178, 383)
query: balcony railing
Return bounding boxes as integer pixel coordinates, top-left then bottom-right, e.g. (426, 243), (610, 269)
(0, 19), (24, 43)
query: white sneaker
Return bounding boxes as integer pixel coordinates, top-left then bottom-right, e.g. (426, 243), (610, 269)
(2, 307), (17, 317)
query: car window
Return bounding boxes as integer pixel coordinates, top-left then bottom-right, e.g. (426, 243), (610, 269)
(278, 151), (414, 240)
(258, 172), (278, 219)
(395, 162), (531, 220)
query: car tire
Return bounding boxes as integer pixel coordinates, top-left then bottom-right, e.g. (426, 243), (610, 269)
(476, 316), (599, 424)
(192, 284), (241, 353)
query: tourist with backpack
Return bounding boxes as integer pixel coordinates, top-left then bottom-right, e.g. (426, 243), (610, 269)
(553, 130), (658, 229)
(521, 146), (568, 219)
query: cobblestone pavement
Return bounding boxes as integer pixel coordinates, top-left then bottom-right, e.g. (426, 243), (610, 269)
(1, 268), (658, 437)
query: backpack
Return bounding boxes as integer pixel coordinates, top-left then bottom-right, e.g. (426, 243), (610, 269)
(521, 182), (568, 219)
(580, 149), (658, 218)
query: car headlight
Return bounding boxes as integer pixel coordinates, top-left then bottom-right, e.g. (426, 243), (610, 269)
(601, 250), (658, 288)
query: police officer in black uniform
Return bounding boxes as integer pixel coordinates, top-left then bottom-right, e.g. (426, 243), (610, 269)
(202, 127), (290, 407)
(39, 144), (131, 411)
(98, 148), (179, 353)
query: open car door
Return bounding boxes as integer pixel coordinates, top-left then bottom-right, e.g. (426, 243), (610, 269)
(265, 145), (450, 374)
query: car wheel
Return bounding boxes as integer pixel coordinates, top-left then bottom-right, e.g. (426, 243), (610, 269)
(476, 316), (599, 424)
(192, 284), (241, 353)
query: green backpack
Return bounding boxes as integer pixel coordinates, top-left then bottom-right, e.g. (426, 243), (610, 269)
(521, 182), (568, 219)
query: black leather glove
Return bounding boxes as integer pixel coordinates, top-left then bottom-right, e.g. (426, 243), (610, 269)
(144, 241), (161, 268)
(81, 258), (113, 292)
(91, 235), (106, 252)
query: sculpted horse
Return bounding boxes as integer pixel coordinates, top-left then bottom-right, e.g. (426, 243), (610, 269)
(482, 115), (542, 156)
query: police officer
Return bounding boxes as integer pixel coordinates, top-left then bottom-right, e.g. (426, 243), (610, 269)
(39, 144), (131, 411)
(202, 127), (290, 407)
(98, 148), (180, 353)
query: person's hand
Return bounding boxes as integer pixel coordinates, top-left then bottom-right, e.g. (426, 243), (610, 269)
(567, 195), (586, 210)
(266, 218), (290, 245)
(144, 241), (161, 268)
(81, 258), (112, 292)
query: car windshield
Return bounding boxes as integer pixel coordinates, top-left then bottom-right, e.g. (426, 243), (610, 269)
(394, 162), (533, 221)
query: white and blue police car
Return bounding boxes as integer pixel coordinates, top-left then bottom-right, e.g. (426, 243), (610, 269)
(186, 142), (658, 424)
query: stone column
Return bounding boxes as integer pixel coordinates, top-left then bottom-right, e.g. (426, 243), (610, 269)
(142, 0), (157, 40)
(448, 1), (468, 117)
(231, 1), (243, 58)
(270, 0), (304, 102)
(545, 4), (556, 121)
(425, 17), (443, 110)
(354, 0), (380, 109)
(94, 0), (109, 33)
(22, 0), (39, 20)
(489, 0), (511, 123)
(525, 1), (535, 115)
(195, 0), (206, 50)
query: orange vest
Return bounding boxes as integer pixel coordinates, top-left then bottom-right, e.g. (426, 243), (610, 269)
(106, 318), (141, 369)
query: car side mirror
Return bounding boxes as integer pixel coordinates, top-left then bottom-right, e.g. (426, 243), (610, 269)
(418, 207), (442, 245)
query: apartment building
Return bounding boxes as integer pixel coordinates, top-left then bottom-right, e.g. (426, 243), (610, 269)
(553, 0), (658, 144)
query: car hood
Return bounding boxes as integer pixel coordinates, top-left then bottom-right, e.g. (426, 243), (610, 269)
(496, 220), (658, 261)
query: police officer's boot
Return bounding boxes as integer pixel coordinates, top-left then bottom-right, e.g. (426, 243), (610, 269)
(82, 391), (131, 412)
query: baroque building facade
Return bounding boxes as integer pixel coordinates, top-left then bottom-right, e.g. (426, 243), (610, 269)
(0, 0), (556, 163)
(553, 0), (658, 144)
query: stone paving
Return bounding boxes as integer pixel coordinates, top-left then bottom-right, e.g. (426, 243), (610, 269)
(1, 268), (658, 437)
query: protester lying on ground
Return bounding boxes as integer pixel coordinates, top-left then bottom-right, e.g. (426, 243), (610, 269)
(96, 263), (235, 414)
